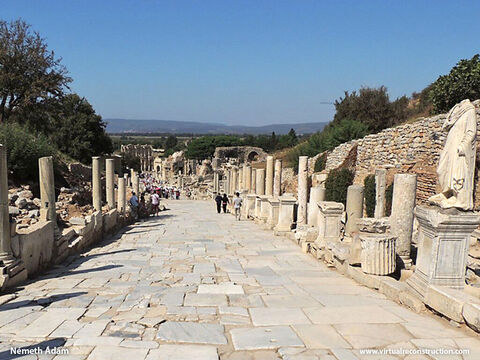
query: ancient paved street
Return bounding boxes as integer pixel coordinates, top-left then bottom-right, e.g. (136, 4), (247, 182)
(1, 200), (480, 360)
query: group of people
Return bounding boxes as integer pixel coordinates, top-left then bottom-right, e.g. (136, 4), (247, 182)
(214, 192), (243, 220)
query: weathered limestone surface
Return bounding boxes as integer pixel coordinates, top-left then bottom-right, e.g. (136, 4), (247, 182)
(274, 195), (296, 233)
(360, 234), (396, 276)
(345, 185), (364, 236)
(307, 186), (325, 227)
(273, 159), (282, 198)
(92, 156), (102, 211)
(297, 156), (309, 225)
(408, 206), (480, 298)
(265, 156), (274, 196)
(374, 169), (386, 218)
(39, 157), (57, 224)
(117, 177), (126, 214)
(0, 200), (478, 358)
(255, 168), (265, 196)
(106, 158), (116, 209)
(390, 174), (417, 269)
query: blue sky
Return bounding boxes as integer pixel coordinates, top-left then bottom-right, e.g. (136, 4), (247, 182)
(2, 0), (479, 125)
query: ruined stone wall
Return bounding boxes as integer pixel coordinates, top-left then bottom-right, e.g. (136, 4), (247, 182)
(322, 101), (480, 207)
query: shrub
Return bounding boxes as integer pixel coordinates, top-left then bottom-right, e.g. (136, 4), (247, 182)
(429, 54), (480, 113)
(363, 175), (376, 217)
(325, 168), (355, 206)
(0, 122), (57, 181)
(314, 153), (327, 172)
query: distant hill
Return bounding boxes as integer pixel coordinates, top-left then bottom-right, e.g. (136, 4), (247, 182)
(105, 118), (328, 135)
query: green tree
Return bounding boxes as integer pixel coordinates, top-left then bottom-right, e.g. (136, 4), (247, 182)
(122, 152), (141, 173)
(165, 135), (178, 150)
(0, 19), (71, 123)
(429, 54), (480, 113)
(49, 94), (113, 163)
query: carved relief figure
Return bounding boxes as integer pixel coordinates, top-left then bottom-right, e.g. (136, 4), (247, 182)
(429, 99), (477, 210)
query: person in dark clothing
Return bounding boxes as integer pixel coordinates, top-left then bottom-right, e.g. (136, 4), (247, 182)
(222, 193), (229, 213)
(214, 194), (222, 213)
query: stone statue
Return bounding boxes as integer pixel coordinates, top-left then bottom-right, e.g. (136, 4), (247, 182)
(429, 99), (477, 210)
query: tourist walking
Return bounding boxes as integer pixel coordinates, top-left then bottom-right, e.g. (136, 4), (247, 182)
(222, 193), (229, 213)
(214, 194), (222, 213)
(152, 190), (160, 216)
(129, 192), (139, 219)
(233, 192), (243, 221)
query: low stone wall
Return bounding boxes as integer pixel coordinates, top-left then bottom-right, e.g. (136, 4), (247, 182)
(2, 209), (133, 291)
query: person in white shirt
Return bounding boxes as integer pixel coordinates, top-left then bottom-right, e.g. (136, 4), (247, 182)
(233, 192), (243, 221)
(151, 191), (160, 216)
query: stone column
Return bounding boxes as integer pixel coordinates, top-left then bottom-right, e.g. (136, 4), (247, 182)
(117, 176), (126, 214)
(242, 164), (248, 191)
(374, 169), (387, 218)
(213, 172), (219, 193)
(274, 195), (297, 233)
(407, 206), (480, 297)
(133, 174), (140, 195)
(0, 144), (14, 266)
(245, 165), (252, 193)
(92, 157), (102, 212)
(297, 156), (309, 225)
(273, 159), (282, 198)
(251, 169), (256, 194)
(38, 156), (56, 225)
(231, 167), (238, 194)
(345, 185), (364, 236)
(106, 159), (115, 209)
(265, 156), (274, 196)
(256, 168), (265, 195)
(238, 166), (243, 191)
(225, 171), (230, 196)
(307, 186), (326, 226)
(360, 234), (396, 275)
(390, 174), (417, 269)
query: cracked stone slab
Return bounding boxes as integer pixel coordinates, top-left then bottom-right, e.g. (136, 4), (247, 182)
(156, 321), (227, 345)
(146, 344), (218, 360)
(230, 326), (304, 350)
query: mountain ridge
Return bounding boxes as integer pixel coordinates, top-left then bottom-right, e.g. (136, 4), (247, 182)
(105, 118), (328, 135)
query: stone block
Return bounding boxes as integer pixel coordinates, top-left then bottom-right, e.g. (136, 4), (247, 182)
(360, 234), (396, 275)
(425, 285), (479, 323)
(463, 302), (480, 332)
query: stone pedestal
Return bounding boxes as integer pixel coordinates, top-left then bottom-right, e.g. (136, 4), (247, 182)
(297, 156), (309, 225)
(307, 186), (326, 226)
(259, 196), (270, 223)
(345, 185), (364, 236)
(274, 195), (297, 233)
(267, 198), (280, 229)
(360, 234), (396, 275)
(407, 206), (480, 298)
(92, 157), (102, 212)
(273, 159), (282, 198)
(106, 159), (115, 209)
(231, 168), (238, 194)
(315, 201), (344, 249)
(390, 174), (417, 269)
(265, 156), (274, 196)
(374, 169), (387, 218)
(254, 196), (262, 218)
(245, 194), (256, 219)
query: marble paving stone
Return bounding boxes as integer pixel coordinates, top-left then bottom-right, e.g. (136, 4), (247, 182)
(183, 293), (227, 307)
(156, 322), (227, 345)
(146, 344), (218, 360)
(218, 306), (249, 317)
(230, 326), (304, 350)
(303, 306), (403, 325)
(197, 283), (244, 295)
(87, 345), (149, 360)
(334, 323), (413, 349)
(249, 308), (311, 326)
(262, 295), (321, 308)
(293, 324), (351, 349)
